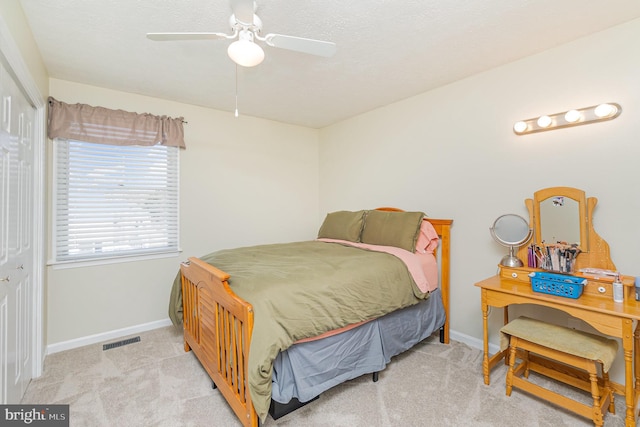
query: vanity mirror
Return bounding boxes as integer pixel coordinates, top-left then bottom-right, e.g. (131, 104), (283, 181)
(490, 214), (532, 267)
(532, 187), (587, 251)
(517, 187), (616, 272)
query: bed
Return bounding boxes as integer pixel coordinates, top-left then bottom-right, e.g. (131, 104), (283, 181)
(169, 208), (452, 426)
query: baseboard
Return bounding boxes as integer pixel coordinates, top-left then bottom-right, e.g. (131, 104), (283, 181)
(47, 323), (497, 358)
(450, 328), (500, 355)
(46, 318), (173, 355)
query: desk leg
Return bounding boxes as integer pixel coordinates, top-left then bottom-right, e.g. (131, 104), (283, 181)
(482, 290), (490, 385)
(503, 306), (509, 366)
(635, 322), (640, 389)
(635, 322), (640, 417)
(623, 319), (636, 427)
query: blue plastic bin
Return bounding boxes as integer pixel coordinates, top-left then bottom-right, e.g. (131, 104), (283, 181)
(529, 271), (587, 299)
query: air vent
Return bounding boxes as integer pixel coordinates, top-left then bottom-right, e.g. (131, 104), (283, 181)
(103, 336), (141, 351)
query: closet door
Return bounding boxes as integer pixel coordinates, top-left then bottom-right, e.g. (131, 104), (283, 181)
(0, 58), (35, 404)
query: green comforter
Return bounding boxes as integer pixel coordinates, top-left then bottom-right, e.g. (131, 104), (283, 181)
(168, 240), (427, 421)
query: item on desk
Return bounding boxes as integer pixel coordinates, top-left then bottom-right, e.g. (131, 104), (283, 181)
(538, 242), (581, 273)
(635, 277), (640, 301)
(528, 271), (586, 299)
(613, 273), (624, 303)
(579, 267), (618, 278)
(527, 243), (545, 269)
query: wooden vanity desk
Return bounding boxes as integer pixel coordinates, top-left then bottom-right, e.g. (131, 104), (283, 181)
(477, 187), (640, 426)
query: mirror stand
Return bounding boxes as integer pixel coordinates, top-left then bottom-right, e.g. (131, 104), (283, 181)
(502, 246), (523, 268)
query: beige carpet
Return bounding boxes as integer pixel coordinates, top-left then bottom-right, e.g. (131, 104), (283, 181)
(22, 326), (629, 426)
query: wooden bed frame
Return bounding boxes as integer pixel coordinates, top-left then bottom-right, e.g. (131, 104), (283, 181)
(179, 215), (452, 427)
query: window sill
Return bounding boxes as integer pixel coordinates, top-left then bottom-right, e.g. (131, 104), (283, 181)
(47, 250), (183, 270)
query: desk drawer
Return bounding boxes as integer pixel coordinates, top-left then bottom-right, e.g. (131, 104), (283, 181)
(500, 267), (531, 283)
(583, 281), (612, 299)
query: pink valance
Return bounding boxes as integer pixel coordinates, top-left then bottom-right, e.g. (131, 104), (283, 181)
(47, 97), (186, 149)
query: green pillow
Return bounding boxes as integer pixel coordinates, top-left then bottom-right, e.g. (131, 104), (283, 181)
(317, 210), (366, 242)
(361, 210), (425, 252)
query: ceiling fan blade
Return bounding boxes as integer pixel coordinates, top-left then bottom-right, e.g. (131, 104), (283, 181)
(231, 0), (255, 25)
(264, 34), (337, 58)
(146, 32), (228, 41)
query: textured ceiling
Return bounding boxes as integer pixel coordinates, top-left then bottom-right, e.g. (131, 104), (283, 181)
(19, 0), (640, 128)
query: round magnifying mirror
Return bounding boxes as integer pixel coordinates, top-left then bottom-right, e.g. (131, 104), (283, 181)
(489, 214), (532, 267)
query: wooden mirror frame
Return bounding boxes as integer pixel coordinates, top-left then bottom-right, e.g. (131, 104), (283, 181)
(532, 187), (588, 252)
(516, 186), (616, 271)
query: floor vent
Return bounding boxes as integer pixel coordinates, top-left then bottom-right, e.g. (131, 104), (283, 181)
(103, 336), (141, 351)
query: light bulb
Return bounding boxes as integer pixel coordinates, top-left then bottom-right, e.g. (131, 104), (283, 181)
(228, 39), (264, 67)
(537, 115), (552, 128)
(513, 121), (528, 133)
(564, 110), (581, 123)
(594, 103), (617, 118)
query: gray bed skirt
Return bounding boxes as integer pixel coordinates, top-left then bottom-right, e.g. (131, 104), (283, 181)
(271, 287), (446, 404)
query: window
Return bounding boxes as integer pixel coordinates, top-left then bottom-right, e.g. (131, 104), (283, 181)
(52, 139), (179, 263)
(46, 97), (185, 265)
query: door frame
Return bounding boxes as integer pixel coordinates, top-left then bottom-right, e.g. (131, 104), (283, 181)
(0, 14), (46, 378)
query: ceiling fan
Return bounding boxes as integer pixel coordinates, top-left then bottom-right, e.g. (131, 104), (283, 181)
(147, 0), (337, 67)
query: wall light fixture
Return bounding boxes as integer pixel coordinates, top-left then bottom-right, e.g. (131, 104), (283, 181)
(513, 103), (622, 135)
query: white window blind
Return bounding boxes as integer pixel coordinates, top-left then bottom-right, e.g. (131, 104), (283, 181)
(53, 139), (179, 263)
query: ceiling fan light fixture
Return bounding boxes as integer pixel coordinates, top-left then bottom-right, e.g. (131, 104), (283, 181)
(227, 31), (264, 67)
(149, 1), (335, 68)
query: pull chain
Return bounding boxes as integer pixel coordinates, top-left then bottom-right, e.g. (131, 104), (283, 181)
(234, 64), (239, 118)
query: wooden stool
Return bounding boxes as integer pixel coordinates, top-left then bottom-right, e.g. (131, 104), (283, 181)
(501, 317), (618, 427)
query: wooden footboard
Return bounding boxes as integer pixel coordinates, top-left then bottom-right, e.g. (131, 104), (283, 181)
(180, 257), (258, 427)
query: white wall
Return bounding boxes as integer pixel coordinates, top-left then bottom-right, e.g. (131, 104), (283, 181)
(0, 2), (48, 97)
(319, 18), (640, 375)
(46, 79), (320, 345)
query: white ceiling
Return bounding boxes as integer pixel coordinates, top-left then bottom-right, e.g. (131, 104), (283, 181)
(19, 0), (640, 128)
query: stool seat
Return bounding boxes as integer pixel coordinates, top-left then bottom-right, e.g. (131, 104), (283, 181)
(500, 316), (619, 371)
(501, 316), (618, 427)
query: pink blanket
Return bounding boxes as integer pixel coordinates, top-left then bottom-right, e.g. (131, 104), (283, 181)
(315, 238), (438, 293)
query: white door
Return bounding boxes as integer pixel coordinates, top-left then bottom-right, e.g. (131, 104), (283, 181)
(0, 57), (35, 404)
